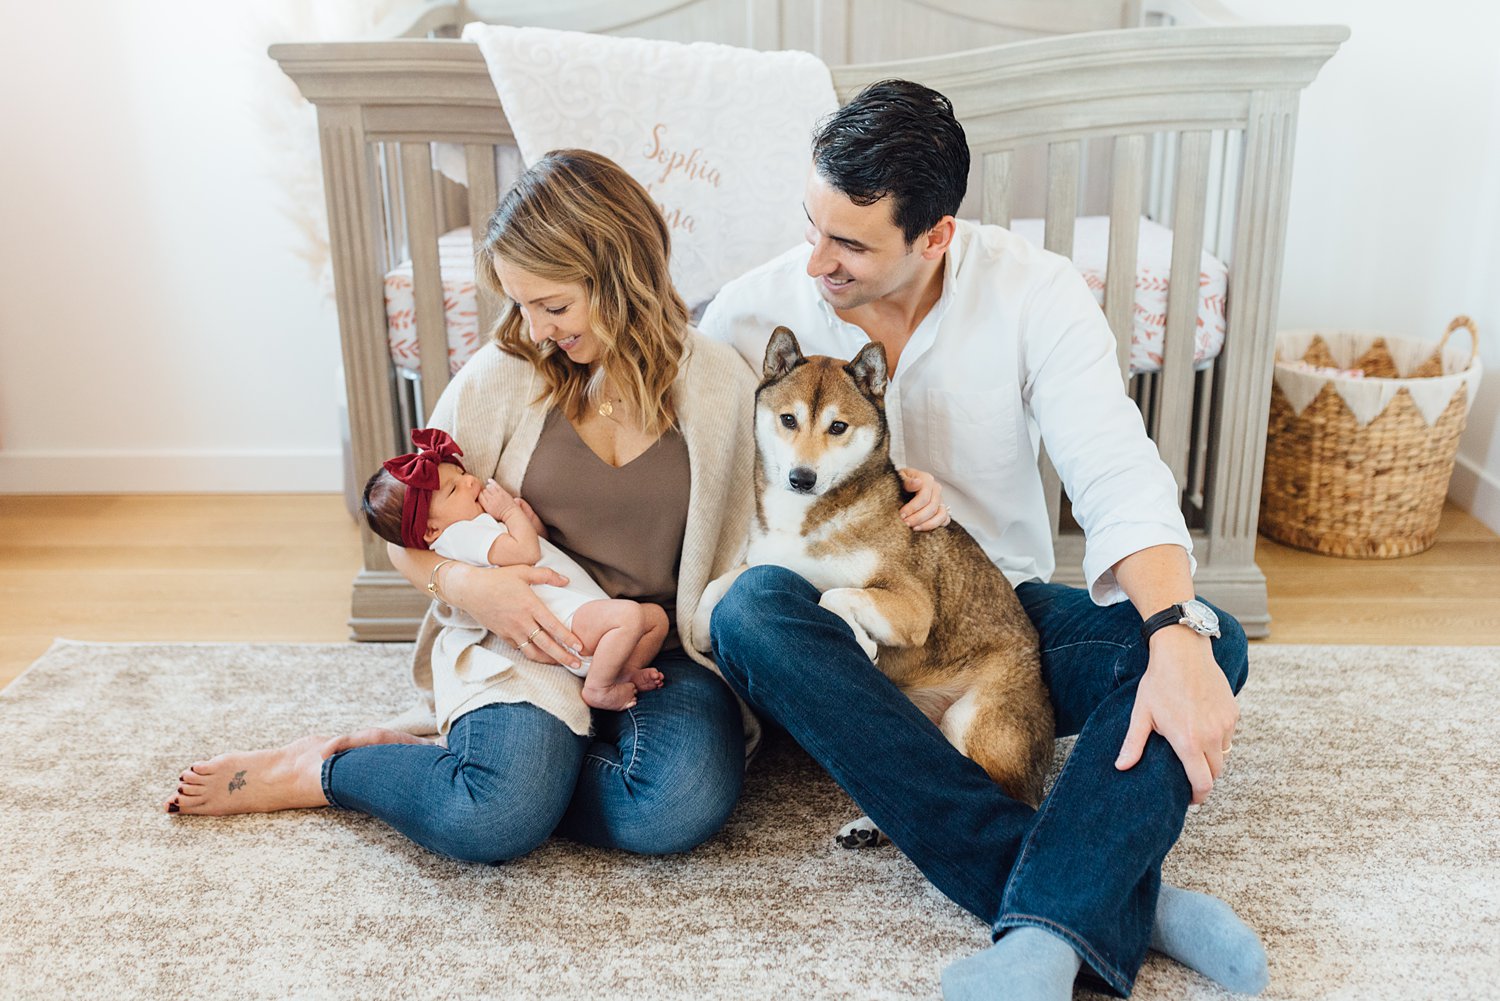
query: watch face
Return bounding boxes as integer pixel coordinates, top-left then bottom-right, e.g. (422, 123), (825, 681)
(1182, 599), (1219, 633)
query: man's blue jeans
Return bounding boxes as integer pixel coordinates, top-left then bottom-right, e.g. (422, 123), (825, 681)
(320, 651), (744, 863)
(710, 566), (1248, 996)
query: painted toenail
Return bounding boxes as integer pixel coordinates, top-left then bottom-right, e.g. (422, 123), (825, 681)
(167, 803), (180, 813)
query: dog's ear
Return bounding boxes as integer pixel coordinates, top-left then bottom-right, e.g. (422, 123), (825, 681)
(845, 341), (889, 400)
(763, 326), (806, 382)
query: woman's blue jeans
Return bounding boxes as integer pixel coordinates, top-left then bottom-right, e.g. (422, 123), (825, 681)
(320, 651), (744, 863)
(709, 566), (1248, 997)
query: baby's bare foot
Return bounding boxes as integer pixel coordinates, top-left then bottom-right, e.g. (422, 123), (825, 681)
(166, 728), (432, 816)
(626, 667), (665, 692)
(582, 679), (639, 711)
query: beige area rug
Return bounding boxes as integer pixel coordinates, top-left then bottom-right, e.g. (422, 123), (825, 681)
(1, 641), (1496, 1000)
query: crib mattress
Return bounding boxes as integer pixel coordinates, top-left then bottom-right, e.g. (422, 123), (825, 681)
(384, 228), (482, 376)
(384, 218), (1227, 376)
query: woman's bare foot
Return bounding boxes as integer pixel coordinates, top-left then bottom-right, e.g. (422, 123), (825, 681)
(625, 667), (665, 692)
(166, 728), (434, 816)
(582, 679), (639, 711)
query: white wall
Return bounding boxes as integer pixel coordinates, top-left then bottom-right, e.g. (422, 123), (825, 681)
(1222, 0), (1500, 531)
(0, 2), (368, 492)
(2, 1), (1497, 529)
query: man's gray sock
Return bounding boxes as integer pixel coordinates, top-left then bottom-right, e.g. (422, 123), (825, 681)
(941, 926), (1081, 1001)
(1151, 884), (1269, 994)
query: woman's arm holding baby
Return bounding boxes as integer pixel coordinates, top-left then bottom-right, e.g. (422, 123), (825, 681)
(387, 543), (584, 670)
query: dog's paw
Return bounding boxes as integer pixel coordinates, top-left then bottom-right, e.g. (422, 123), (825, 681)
(835, 815), (888, 849)
(689, 606), (715, 653)
(818, 589), (881, 662)
(689, 567), (745, 653)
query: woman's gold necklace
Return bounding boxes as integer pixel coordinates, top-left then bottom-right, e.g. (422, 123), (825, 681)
(598, 395), (620, 421)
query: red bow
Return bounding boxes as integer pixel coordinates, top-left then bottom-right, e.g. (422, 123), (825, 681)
(383, 428), (465, 549)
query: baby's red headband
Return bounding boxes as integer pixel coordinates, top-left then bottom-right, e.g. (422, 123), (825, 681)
(382, 428), (465, 550)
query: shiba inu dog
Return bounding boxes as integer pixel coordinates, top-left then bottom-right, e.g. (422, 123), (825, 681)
(696, 327), (1054, 844)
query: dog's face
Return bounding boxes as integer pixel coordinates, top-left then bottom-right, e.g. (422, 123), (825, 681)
(754, 326), (889, 497)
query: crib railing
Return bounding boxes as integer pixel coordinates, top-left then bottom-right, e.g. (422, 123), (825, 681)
(272, 22), (1345, 639)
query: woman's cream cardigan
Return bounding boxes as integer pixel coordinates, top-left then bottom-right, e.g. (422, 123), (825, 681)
(391, 331), (761, 753)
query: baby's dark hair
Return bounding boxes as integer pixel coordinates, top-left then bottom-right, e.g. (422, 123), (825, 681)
(361, 468), (407, 546)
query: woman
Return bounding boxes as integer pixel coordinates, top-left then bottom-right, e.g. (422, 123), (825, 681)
(165, 150), (760, 861)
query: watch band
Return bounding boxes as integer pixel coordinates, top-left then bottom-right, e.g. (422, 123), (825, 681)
(1140, 604), (1190, 644)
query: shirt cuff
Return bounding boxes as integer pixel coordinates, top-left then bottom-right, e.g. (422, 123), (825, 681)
(1082, 523), (1197, 606)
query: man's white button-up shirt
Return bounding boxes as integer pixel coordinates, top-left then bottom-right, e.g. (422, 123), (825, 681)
(699, 218), (1194, 605)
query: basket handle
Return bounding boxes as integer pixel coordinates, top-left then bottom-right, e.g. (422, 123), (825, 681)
(1436, 315), (1479, 371)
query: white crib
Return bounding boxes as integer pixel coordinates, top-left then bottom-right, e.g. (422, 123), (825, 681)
(271, 0), (1346, 640)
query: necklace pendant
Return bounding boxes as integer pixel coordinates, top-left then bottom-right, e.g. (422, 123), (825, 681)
(598, 399), (613, 419)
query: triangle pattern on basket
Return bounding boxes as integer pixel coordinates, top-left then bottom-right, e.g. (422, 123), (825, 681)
(1390, 335), (1440, 377)
(1332, 380), (1401, 427)
(1408, 374), (1480, 425)
(1274, 331), (1316, 365)
(1323, 333), (1377, 369)
(1275, 329), (1484, 429)
(1272, 367), (1328, 416)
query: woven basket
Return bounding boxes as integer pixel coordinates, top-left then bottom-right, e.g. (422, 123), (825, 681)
(1260, 316), (1482, 558)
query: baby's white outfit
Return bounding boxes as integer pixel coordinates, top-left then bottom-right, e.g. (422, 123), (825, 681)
(432, 513), (608, 679)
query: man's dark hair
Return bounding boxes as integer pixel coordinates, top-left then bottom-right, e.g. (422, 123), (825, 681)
(811, 79), (970, 244)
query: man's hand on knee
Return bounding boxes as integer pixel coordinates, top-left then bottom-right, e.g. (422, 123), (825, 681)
(1114, 628), (1239, 804)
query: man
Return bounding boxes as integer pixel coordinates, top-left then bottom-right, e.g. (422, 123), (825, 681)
(699, 80), (1267, 1000)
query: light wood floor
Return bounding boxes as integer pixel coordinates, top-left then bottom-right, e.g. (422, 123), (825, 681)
(2, 494), (1497, 691)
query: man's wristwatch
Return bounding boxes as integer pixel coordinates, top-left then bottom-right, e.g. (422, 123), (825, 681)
(1140, 599), (1221, 643)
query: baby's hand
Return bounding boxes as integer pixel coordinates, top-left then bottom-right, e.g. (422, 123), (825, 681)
(480, 480), (518, 520)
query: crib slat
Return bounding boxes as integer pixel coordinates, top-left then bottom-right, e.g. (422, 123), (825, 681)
(1214, 130), (1243, 263)
(1188, 364), (1214, 512)
(1037, 140), (1083, 539)
(465, 144), (500, 339)
(318, 109), (398, 585)
(981, 151), (1012, 228)
(399, 142), (451, 421)
(1044, 141), (1080, 259)
(437, 172), (468, 235)
(815, 0), (851, 64)
(747, 0), (781, 48)
(1153, 130), (1212, 492)
(382, 144), (405, 272)
(497, 145), (525, 190)
(1211, 91), (1300, 570)
(1105, 134), (1145, 383)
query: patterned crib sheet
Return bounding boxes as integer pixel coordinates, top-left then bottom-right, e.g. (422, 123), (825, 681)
(1006, 216), (1227, 374)
(384, 217), (1227, 376)
(384, 228), (481, 376)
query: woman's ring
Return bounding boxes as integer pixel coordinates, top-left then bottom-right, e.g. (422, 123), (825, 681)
(518, 639), (533, 650)
(527, 626), (543, 642)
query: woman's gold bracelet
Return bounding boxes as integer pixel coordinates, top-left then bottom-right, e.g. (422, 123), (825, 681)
(426, 558), (460, 602)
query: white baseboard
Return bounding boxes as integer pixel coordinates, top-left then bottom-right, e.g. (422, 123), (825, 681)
(0, 448), (343, 493)
(1448, 454), (1500, 535)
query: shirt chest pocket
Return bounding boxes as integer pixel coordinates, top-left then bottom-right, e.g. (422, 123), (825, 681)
(922, 387), (1023, 482)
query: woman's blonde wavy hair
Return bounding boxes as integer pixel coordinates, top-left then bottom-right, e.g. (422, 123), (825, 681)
(476, 149), (687, 436)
